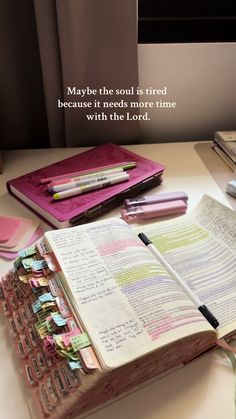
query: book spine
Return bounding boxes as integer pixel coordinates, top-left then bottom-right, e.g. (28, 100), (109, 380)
(212, 143), (236, 173)
(213, 138), (236, 163)
(6, 182), (57, 228)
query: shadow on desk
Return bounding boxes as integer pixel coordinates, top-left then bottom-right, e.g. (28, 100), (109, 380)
(195, 142), (236, 210)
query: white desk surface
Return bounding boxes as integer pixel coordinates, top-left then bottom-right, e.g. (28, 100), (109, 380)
(0, 142), (235, 419)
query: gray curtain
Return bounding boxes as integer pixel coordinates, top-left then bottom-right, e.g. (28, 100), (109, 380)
(0, 0), (139, 149)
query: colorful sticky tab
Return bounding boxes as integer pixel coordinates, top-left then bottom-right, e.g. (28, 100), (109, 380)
(39, 293), (55, 304)
(14, 257), (22, 269)
(35, 321), (49, 340)
(70, 333), (91, 352)
(48, 277), (61, 297)
(22, 257), (35, 270)
(18, 245), (37, 258)
(80, 346), (101, 370)
(19, 274), (32, 284)
(57, 349), (80, 361)
(41, 301), (56, 311)
(45, 316), (60, 334)
(32, 300), (42, 314)
(53, 334), (65, 350)
(56, 296), (71, 318)
(36, 238), (50, 256)
(51, 312), (67, 327)
(31, 259), (48, 271)
(68, 360), (83, 370)
(37, 308), (53, 323)
(38, 277), (49, 287)
(29, 277), (40, 288)
(59, 329), (81, 347)
(66, 318), (79, 332)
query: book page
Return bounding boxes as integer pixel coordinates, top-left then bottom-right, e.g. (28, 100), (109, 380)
(141, 195), (236, 338)
(45, 218), (213, 369)
(192, 194), (236, 250)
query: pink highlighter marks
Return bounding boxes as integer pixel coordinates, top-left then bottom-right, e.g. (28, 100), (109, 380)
(121, 200), (188, 223)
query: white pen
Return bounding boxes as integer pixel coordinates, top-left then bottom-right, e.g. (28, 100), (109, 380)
(53, 173), (130, 200)
(49, 167), (124, 188)
(138, 233), (219, 329)
(50, 171), (125, 193)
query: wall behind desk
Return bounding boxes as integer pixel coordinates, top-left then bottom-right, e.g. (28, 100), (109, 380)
(138, 43), (236, 142)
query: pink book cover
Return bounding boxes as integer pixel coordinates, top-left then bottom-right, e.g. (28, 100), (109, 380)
(7, 143), (165, 227)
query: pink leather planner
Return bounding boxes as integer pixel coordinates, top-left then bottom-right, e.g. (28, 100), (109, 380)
(7, 143), (165, 228)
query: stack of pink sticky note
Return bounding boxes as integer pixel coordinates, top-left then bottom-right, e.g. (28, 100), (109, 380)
(0, 215), (42, 260)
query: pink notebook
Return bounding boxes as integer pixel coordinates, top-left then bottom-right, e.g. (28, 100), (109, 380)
(0, 216), (21, 243)
(7, 143), (165, 228)
(0, 227), (43, 259)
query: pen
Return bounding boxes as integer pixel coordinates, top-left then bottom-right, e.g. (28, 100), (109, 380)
(53, 173), (130, 200)
(49, 167), (124, 188)
(138, 232), (219, 329)
(49, 173), (125, 193)
(40, 161), (137, 184)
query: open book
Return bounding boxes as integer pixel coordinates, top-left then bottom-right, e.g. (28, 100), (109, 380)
(44, 194), (236, 370)
(1, 194), (236, 418)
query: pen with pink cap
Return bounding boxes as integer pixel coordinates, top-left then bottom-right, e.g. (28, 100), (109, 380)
(48, 167), (124, 191)
(41, 161), (137, 184)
